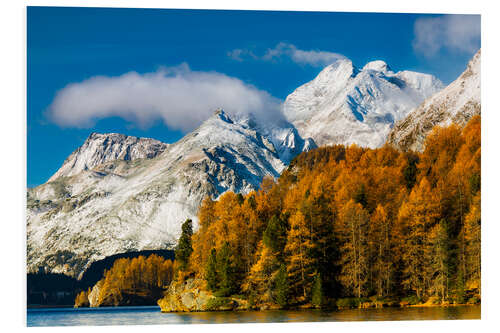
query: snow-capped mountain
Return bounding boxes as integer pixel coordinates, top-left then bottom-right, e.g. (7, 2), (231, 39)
(27, 109), (314, 278)
(387, 50), (481, 152)
(48, 133), (169, 182)
(283, 58), (444, 148)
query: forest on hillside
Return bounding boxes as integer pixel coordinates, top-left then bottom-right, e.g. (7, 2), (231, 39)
(172, 116), (481, 309)
(75, 254), (175, 307)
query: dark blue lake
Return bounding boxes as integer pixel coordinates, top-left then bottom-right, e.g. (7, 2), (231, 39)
(27, 305), (480, 327)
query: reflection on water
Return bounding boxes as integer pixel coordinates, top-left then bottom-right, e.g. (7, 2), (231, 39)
(177, 306), (480, 324)
(27, 305), (481, 327)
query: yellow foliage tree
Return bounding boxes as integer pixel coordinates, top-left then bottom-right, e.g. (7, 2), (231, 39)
(398, 177), (440, 299)
(337, 199), (370, 298)
(285, 211), (315, 302)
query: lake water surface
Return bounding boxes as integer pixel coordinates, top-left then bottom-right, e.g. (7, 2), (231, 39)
(27, 305), (480, 327)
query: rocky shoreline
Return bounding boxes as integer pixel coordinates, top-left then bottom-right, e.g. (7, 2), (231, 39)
(158, 279), (480, 313)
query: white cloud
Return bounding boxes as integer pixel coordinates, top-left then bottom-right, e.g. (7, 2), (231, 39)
(227, 49), (246, 61)
(290, 47), (346, 67)
(413, 15), (480, 57)
(47, 64), (283, 132)
(229, 42), (345, 67)
(227, 49), (258, 62)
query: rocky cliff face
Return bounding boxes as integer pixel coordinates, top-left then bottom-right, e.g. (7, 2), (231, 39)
(387, 50), (481, 152)
(27, 110), (313, 278)
(283, 58), (444, 148)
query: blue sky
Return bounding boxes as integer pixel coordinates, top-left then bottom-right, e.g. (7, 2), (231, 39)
(27, 7), (480, 187)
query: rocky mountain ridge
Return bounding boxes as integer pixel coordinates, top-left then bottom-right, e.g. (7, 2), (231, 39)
(387, 49), (481, 151)
(48, 132), (169, 182)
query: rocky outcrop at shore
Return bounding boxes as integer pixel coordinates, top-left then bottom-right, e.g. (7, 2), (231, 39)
(157, 278), (249, 312)
(88, 280), (103, 307)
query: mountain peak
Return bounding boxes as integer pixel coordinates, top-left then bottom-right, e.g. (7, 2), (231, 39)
(212, 108), (234, 124)
(318, 58), (357, 79)
(283, 56), (444, 147)
(86, 132), (126, 141)
(363, 60), (392, 73)
(213, 108), (224, 116)
(48, 132), (168, 182)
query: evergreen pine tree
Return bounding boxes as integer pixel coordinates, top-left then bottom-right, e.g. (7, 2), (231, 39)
(354, 183), (368, 208)
(403, 153), (419, 190)
(273, 263), (289, 308)
(175, 219), (193, 271)
(311, 273), (324, 308)
(217, 242), (237, 296)
(236, 193), (245, 205)
(205, 248), (218, 292)
(263, 215), (288, 256)
(310, 193), (340, 298)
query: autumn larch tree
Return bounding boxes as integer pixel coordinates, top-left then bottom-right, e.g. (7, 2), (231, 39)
(338, 199), (370, 298)
(398, 177), (439, 300)
(426, 219), (451, 303)
(285, 211), (316, 303)
(370, 204), (393, 297)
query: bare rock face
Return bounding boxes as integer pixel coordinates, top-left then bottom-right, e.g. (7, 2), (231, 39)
(158, 279), (214, 312)
(157, 278), (248, 312)
(88, 280), (103, 307)
(27, 110), (312, 278)
(387, 50), (481, 152)
(283, 58), (444, 148)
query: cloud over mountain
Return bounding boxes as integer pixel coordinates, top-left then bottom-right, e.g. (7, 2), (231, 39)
(47, 64), (283, 132)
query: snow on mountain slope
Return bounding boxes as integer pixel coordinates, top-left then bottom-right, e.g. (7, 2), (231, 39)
(234, 114), (317, 165)
(269, 126), (316, 165)
(48, 133), (169, 182)
(387, 49), (481, 152)
(27, 109), (313, 278)
(283, 58), (444, 148)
